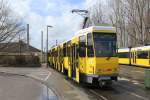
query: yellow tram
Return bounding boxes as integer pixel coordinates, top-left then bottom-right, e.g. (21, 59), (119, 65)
(49, 26), (118, 86)
(118, 46), (150, 67)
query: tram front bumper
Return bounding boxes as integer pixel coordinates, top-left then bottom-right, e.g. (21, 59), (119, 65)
(80, 73), (118, 84)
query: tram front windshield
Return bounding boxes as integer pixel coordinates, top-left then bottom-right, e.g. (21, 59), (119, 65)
(93, 33), (117, 57)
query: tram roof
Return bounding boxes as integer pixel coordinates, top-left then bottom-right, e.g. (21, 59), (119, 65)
(75, 26), (116, 36)
(118, 45), (150, 52)
(118, 48), (130, 52)
(131, 46), (150, 51)
(49, 26), (116, 50)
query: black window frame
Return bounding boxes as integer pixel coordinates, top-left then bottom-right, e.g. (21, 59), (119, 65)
(79, 35), (86, 57)
(118, 52), (130, 58)
(66, 41), (71, 57)
(63, 43), (67, 57)
(93, 33), (117, 57)
(87, 33), (94, 57)
(137, 51), (148, 59)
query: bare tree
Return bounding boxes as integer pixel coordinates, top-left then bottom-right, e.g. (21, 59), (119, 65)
(107, 0), (150, 47)
(83, 0), (150, 47)
(82, 0), (106, 27)
(0, 0), (25, 45)
(90, 0), (105, 25)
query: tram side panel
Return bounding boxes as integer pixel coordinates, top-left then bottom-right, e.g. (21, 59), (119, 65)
(118, 48), (150, 67)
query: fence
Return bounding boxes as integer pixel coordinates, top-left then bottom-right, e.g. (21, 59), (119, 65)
(0, 54), (41, 67)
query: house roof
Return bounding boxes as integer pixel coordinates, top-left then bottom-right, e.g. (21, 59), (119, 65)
(0, 41), (41, 53)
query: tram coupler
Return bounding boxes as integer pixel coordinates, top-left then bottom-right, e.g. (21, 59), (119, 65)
(98, 77), (112, 87)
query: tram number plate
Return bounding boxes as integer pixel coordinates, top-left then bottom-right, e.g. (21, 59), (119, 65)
(99, 77), (111, 81)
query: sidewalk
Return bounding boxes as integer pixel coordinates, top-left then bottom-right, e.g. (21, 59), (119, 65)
(46, 67), (90, 100)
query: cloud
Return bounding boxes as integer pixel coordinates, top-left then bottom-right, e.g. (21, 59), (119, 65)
(9, 0), (85, 49)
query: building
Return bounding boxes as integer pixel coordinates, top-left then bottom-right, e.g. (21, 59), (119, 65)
(0, 41), (41, 56)
(0, 41), (41, 67)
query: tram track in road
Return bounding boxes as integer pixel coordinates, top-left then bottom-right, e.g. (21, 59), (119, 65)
(64, 77), (148, 100)
(84, 80), (150, 100)
(48, 67), (150, 100)
(85, 85), (121, 100)
(116, 82), (150, 100)
(89, 89), (108, 100)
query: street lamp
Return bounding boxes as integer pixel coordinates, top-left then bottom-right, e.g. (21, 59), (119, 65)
(46, 25), (53, 68)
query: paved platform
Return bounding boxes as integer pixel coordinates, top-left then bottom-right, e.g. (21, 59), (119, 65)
(0, 66), (57, 100)
(46, 68), (90, 100)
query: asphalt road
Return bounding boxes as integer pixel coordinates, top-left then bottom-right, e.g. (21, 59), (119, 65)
(45, 65), (150, 100)
(0, 65), (149, 100)
(0, 73), (47, 100)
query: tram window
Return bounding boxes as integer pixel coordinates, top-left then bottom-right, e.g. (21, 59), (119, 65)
(63, 43), (66, 57)
(79, 35), (86, 57)
(149, 51), (150, 59)
(93, 33), (117, 57)
(118, 52), (129, 58)
(67, 46), (70, 57)
(66, 41), (71, 57)
(76, 45), (79, 59)
(87, 33), (94, 57)
(137, 51), (148, 59)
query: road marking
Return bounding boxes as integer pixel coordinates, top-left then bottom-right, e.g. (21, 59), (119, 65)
(44, 72), (51, 81)
(117, 83), (149, 100)
(118, 77), (143, 85)
(39, 73), (49, 75)
(130, 92), (149, 100)
(132, 70), (144, 74)
(89, 89), (108, 100)
(118, 77), (131, 82)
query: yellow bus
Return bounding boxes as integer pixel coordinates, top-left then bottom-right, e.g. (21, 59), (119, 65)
(49, 26), (118, 86)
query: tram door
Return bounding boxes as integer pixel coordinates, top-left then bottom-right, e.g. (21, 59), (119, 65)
(149, 51), (150, 65)
(131, 52), (134, 64)
(132, 51), (136, 64)
(134, 51), (137, 64)
(60, 48), (63, 72)
(71, 44), (77, 79)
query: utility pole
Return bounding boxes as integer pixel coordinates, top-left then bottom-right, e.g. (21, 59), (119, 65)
(46, 25), (53, 68)
(41, 31), (43, 63)
(27, 24), (29, 53)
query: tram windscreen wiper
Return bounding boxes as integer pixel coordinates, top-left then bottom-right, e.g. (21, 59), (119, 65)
(106, 54), (112, 60)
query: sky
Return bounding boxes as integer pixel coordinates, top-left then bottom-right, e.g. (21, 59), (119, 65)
(9, 0), (95, 50)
